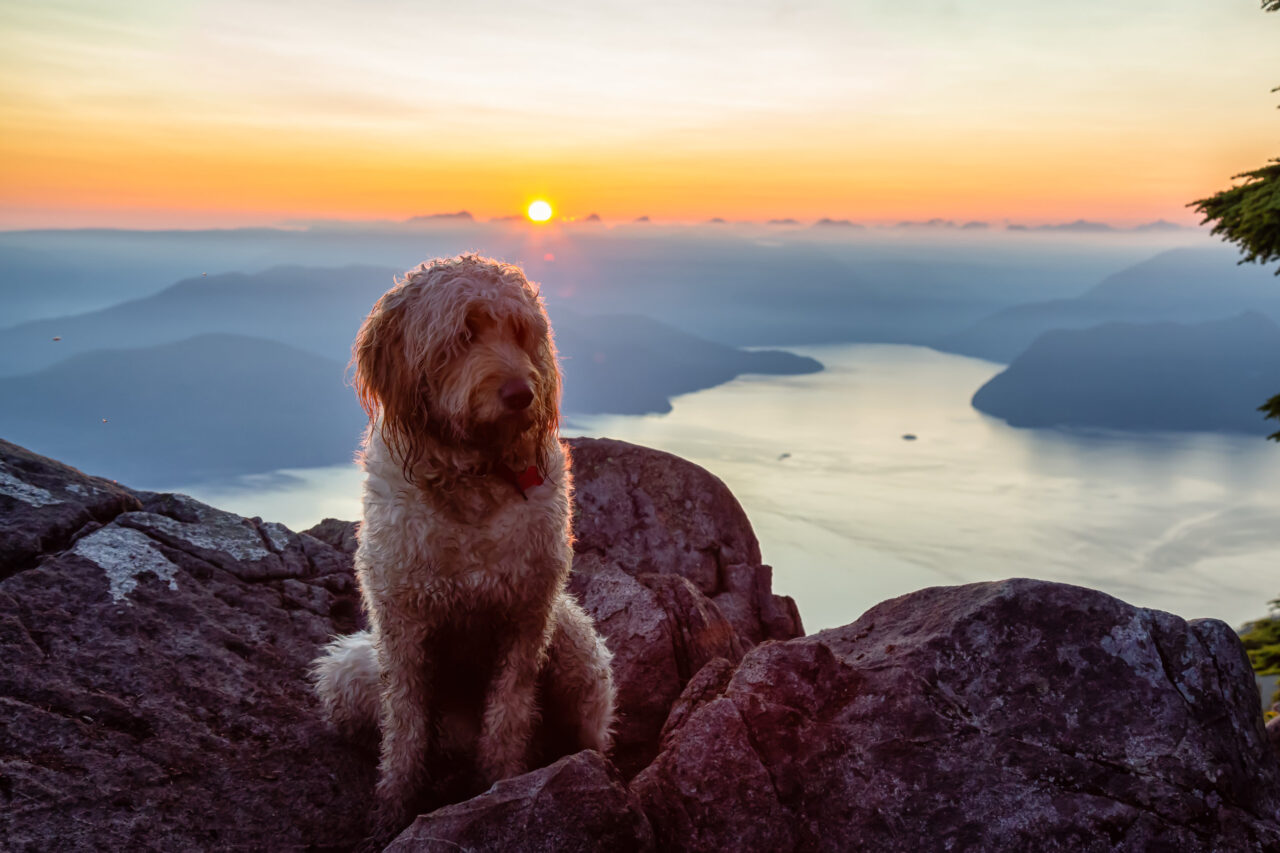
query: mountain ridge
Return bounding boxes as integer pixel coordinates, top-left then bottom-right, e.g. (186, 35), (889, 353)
(971, 312), (1280, 435)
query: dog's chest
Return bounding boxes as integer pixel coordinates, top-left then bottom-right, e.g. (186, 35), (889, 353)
(373, 479), (568, 592)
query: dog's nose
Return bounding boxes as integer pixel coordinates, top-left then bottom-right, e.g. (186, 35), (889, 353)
(500, 379), (534, 411)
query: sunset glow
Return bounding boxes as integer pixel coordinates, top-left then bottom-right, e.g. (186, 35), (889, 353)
(0, 1), (1275, 229)
(527, 201), (553, 223)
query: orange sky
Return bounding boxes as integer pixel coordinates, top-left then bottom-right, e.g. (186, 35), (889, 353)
(1, 1), (1276, 229)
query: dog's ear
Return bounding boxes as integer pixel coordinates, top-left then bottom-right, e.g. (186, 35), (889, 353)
(531, 307), (562, 465)
(351, 294), (428, 449)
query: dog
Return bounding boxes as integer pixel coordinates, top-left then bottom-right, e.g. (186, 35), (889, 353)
(310, 255), (616, 840)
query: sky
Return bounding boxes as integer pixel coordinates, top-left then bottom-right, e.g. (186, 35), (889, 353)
(0, 0), (1276, 228)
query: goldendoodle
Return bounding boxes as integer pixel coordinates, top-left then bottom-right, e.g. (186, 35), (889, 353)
(310, 255), (615, 839)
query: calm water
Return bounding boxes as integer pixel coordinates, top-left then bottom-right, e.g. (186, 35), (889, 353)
(181, 344), (1280, 632)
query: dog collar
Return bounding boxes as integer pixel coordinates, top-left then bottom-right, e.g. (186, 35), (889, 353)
(495, 464), (544, 499)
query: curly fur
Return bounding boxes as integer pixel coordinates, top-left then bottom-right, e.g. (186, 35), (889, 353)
(310, 255), (616, 840)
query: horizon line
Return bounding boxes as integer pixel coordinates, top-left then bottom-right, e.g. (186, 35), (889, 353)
(0, 213), (1211, 235)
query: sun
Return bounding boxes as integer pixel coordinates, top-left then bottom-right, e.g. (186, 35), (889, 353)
(527, 200), (553, 222)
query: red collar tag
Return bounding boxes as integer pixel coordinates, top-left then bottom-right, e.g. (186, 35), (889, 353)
(495, 463), (545, 499)
(516, 465), (544, 492)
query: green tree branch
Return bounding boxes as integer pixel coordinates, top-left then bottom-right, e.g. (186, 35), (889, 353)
(1189, 1), (1280, 442)
(1190, 160), (1280, 275)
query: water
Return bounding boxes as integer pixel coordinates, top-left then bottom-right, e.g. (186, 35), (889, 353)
(180, 344), (1280, 632)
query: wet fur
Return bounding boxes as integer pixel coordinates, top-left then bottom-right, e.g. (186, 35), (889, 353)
(309, 255), (616, 841)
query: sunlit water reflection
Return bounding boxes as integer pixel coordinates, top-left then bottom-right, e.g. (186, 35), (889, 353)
(180, 344), (1280, 632)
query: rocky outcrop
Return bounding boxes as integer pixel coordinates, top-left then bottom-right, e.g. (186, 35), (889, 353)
(567, 436), (802, 775)
(568, 437), (801, 648)
(0, 435), (797, 849)
(0, 440), (141, 574)
(0, 439), (375, 852)
(634, 579), (1280, 851)
(3, 436), (1278, 852)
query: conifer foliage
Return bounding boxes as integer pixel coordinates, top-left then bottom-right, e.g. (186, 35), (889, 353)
(1191, 2), (1280, 442)
(1192, 159), (1280, 276)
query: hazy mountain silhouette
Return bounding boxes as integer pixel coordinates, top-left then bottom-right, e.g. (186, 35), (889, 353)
(0, 322), (816, 485)
(1133, 220), (1192, 233)
(554, 310), (821, 414)
(971, 312), (1280, 435)
(0, 334), (365, 486)
(1029, 220), (1115, 233)
(407, 211), (474, 222)
(2, 224), (1176, 345)
(0, 262), (819, 394)
(0, 265), (397, 375)
(936, 248), (1280, 363)
(0, 261), (825, 483)
(0, 228), (309, 324)
(523, 234), (1142, 346)
(0, 226), (496, 326)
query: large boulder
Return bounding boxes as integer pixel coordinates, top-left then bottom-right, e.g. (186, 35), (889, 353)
(567, 437), (801, 648)
(632, 579), (1280, 852)
(0, 440), (374, 851)
(566, 436), (803, 775)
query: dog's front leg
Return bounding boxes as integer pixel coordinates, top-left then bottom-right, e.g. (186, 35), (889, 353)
(477, 617), (551, 783)
(370, 608), (434, 839)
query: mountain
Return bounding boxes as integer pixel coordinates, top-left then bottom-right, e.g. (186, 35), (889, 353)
(0, 228), (306, 324)
(0, 226), (502, 326)
(936, 248), (1280, 363)
(0, 264), (821, 418)
(0, 265), (398, 376)
(971, 312), (1280, 435)
(0, 334), (365, 487)
(0, 298), (821, 485)
(2, 224), (1164, 348)
(554, 310), (821, 414)
(407, 211), (474, 222)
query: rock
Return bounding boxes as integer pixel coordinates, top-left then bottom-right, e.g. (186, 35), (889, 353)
(1268, 716), (1280, 763)
(566, 437), (802, 775)
(633, 579), (1280, 852)
(0, 442), (376, 851)
(566, 437), (801, 646)
(305, 517), (361, 555)
(0, 438), (141, 576)
(568, 565), (743, 777)
(386, 750), (654, 852)
(657, 657), (736, 752)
